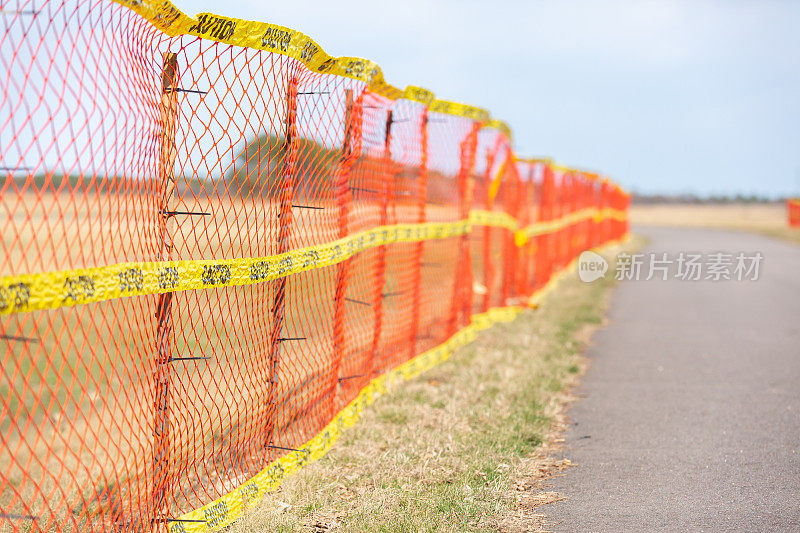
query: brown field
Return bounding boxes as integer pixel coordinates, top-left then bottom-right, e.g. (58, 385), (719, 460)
(629, 203), (800, 245)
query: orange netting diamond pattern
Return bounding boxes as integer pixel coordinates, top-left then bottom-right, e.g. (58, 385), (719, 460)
(0, 1), (630, 530)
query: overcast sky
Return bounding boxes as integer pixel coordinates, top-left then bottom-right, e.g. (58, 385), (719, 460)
(172, 0), (800, 198)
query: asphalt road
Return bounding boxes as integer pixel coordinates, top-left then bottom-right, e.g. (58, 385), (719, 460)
(548, 226), (800, 532)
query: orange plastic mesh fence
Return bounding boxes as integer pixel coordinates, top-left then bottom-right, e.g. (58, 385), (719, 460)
(788, 199), (800, 227)
(0, 1), (630, 531)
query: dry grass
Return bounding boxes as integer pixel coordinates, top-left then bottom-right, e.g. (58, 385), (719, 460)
(629, 203), (800, 245)
(231, 237), (643, 533)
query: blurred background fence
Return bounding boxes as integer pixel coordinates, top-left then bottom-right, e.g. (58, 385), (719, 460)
(788, 199), (800, 227)
(0, 0), (629, 530)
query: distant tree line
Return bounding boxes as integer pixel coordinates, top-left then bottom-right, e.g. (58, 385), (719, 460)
(632, 193), (788, 205)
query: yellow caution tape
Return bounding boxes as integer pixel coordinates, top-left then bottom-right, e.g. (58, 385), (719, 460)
(549, 164), (601, 177)
(429, 99), (490, 122)
(401, 86), (436, 106)
(514, 156), (553, 165)
(1, 208), (627, 316)
(114, 0), (194, 35)
(512, 159), (604, 185)
(468, 209), (519, 232)
(514, 208), (597, 246)
(111, 0), (492, 123)
(0, 220), (469, 316)
(487, 149), (509, 203)
(551, 163), (576, 174)
(598, 207), (629, 222)
(485, 119), (513, 140)
(514, 208), (627, 246)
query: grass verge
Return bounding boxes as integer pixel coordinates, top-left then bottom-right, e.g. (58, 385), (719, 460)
(232, 237), (642, 533)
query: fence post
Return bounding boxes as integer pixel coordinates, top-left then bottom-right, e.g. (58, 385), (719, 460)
(566, 173), (574, 265)
(592, 175), (603, 248)
(481, 140), (502, 312)
(594, 178), (599, 247)
(534, 162), (554, 289)
(588, 178), (594, 248)
(578, 175), (585, 256)
(600, 178), (609, 244)
(265, 78), (298, 451)
(500, 158), (519, 305)
(555, 172), (565, 271)
(408, 109), (428, 357)
(519, 163), (536, 296)
(567, 172), (577, 262)
(367, 110), (395, 377)
(151, 51), (178, 521)
(330, 89), (360, 414)
(448, 122), (479, 335)
(612, 185), (619, 240)
(559, 171), (568, 267)
(623, 189), (631, 238)
(459, 128), (479, 326)
(515, 163), (532, 298)
(579, 174), (586, 256)
(578, 175), (585, 252)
